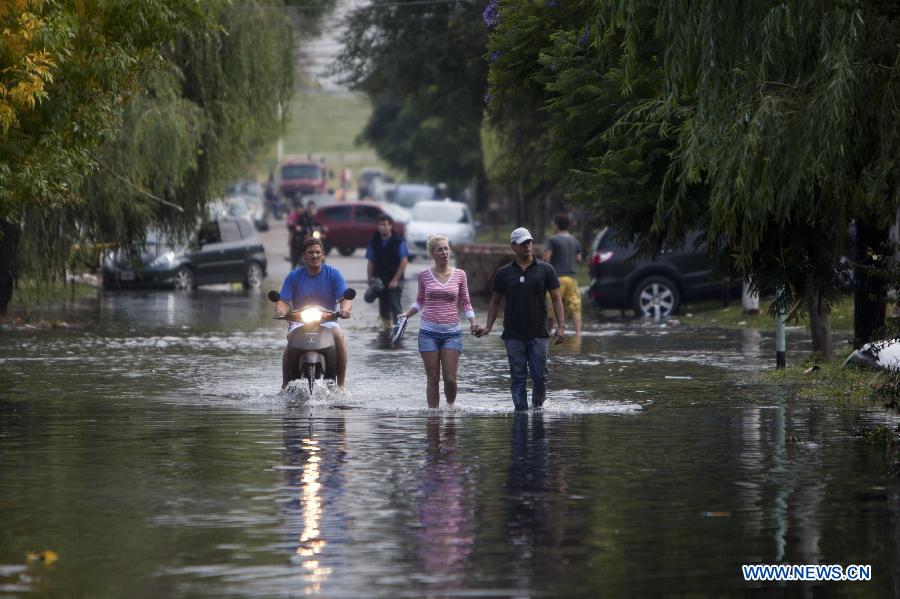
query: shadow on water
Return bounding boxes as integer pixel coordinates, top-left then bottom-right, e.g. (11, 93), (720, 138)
(2, 288), (899, 594)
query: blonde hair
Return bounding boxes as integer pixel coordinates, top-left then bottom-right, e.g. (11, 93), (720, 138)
(426, 234), (450, 254)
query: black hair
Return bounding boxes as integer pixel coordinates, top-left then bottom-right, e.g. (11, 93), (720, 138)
(376, 213), (393, 224)
(302, 237), (324, 252)
(553, 213), (570, 230)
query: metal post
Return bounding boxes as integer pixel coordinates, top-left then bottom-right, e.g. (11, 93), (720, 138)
(276, 102), (284, 163)
(775, 287), (786, 368)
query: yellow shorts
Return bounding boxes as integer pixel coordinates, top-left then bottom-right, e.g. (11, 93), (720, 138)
(547, 275), (581, 320)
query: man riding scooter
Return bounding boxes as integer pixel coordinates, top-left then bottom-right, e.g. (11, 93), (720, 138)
(288, 199), (325, 269)
(275, 237), (352, 389)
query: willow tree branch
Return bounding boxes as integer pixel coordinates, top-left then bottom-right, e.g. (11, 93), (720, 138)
(91, 156), (185, 213)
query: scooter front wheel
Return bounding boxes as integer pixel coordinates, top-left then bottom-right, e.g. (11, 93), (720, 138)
(306, 363), (317, 393)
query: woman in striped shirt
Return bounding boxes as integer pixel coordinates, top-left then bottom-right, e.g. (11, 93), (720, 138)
(400, 234), (479, 408)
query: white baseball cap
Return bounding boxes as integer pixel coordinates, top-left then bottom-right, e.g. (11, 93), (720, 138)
(510, 227), (533, 245)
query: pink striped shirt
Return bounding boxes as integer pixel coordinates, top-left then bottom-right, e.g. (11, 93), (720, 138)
(412, 268), (475, 332)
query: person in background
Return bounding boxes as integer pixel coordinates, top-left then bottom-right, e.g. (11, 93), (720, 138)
(543, 213), (582, 336)
(288, 200), (322, 268)
(475, 227), (565, 411)
(366, 213), (408, 330)
(400, 235), (479, 408)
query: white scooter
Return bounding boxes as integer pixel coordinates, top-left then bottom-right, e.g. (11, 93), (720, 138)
(268, 288), (356, 392)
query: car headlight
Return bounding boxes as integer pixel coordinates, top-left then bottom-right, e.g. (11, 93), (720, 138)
(300, 308), (323, 324)
(151, 251), (176, 267)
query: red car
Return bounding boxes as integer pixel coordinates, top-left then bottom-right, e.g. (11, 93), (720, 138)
(277, 158), (326, 200)
(316, 201), (409, 256)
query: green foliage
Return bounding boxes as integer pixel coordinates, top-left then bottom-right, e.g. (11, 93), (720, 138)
(12, 1), (296, 278)
(862, 426), (894, 447)
(0, 0), (210, 222)
(336, 0), (488, 188)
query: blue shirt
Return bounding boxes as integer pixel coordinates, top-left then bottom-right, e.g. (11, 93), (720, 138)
(279, 264), (348, 309)
(365, 237), (409, 261)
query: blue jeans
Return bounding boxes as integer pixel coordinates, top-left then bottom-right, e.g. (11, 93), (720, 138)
(503, 338), (549, 411)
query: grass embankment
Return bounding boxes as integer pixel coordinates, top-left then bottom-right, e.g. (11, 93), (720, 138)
(252, 91), (400, 188)
(2, 279), (97, 327)
(679, 296), (854, 331)
(761, 357), (900, 451)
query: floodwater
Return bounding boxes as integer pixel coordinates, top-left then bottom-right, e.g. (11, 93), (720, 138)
(1, 285), (899, 596)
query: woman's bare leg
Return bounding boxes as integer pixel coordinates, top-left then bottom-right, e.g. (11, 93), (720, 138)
(439, 349), (459, 405)
(420, 351), (441, 408)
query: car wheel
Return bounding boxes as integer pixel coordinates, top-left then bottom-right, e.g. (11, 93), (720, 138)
(407, 255), (415, 263)
(173, 266), (195, 291)
(243, 262), (264, 289)
(631, 276), (680, 319)
(337, 246), (355, 256)
(323, 240), (333, 256)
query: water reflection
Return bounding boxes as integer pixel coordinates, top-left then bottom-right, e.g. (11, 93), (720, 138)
(504, 413), (566, 590)
(416, 416), (474, 585)
(281, 413), (347, 594)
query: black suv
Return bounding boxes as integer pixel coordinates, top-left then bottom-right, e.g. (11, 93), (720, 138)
(588, 228), (738, 318)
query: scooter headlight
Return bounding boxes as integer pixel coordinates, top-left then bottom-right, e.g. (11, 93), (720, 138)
(311, 230), (321, 239)
(300, 308), (323, 324)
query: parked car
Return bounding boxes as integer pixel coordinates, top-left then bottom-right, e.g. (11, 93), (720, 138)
(357, 167), (393, 200)
(240, 193), (268, 231)
(227, 179), (268, 231)
(276, 157), (326, 201)
(210, 196), (252, 222)
(316, 201), (409, 256)
(371, 179), (397, 203)
(390, 183), (435, 209)
(102, 217), (267, 290)
(589, 227), (739, 318)
(405, 200), (475, 260)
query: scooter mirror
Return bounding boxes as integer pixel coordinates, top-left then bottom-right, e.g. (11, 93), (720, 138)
(267, 290), (281, 303)
(343, 288), (357, 300)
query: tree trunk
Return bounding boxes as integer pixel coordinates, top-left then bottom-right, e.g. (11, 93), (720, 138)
(806, 288), (833, 361)
(853, 220), (889, 347)
(0, 219), (20, 316)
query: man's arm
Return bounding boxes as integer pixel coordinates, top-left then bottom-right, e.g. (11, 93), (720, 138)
(366, 260), (375, 286)
(475, 292), (502, 337)
(389, 257), (408, 289)
(542, 238), (554, 262)
(549, 287), (565, 344)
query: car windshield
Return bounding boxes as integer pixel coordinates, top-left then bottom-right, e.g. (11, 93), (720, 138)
(394, 185), (434, 208)
(226, 199), (248, 216)
(411, 203), (467, 224)
(281, 164), (321, 180)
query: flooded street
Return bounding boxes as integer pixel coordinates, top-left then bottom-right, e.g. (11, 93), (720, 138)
(2, 247), (899, 595)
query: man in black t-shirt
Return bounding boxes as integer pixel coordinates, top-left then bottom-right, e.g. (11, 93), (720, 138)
(475, 227), (565, 411)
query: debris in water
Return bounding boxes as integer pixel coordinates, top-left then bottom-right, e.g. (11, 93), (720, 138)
(26, 550), (58, 565)
(665, 375), (693, 380)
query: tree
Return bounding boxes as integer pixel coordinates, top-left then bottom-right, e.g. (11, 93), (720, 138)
(487, 0), (900, 358)
(2, 1), (298, 290)
(615, 0), (900, 354)
(335, 0), (488, 194)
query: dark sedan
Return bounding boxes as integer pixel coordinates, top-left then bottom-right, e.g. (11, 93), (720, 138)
(102, 217), (267, 290)
(589, 227), (739, 318)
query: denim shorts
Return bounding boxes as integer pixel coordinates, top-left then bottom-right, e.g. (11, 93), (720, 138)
(418, 328), (463, 353)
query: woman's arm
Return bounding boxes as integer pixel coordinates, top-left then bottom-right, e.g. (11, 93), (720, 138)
(401, 272), (425, 319)
(457, 271), (477, 332)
